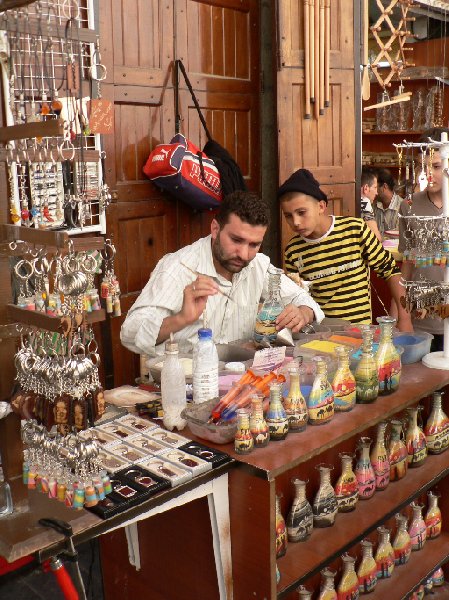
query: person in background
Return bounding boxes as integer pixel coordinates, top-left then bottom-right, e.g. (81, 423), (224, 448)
(397, 127), (449, 352)
(374, 168), (402, 237)
(121, 191), (324, 357)
(280, 168), (413, 331)
(361, 166), (382, 241)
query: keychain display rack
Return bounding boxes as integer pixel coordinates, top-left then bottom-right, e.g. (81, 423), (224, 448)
(0, 0), (110, 235)
(394, 133), (449, 370)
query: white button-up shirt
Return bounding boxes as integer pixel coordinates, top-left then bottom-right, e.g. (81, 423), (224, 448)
(120, 235), (324, 356)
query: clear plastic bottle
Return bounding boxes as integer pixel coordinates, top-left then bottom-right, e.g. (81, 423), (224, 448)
(161, 337), (187, 431)
(193, 328), (219, 404)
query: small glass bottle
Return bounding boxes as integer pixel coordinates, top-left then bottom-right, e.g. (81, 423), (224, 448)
(307, 357), (334, 425)
(334, 453), (358, 513)
(357, 540), (378, 594)
(425, 491), (442, 540)
(375, 526), (395, 579)
(337, 554), (359, 600)
(275, 493), (287, 558)
(432, 566), (445, 587)
(254, 266), (284, 344)
(284, 366), (308, 432)
(318, 568), (338, 600)
(408, 502), (427, 551)
(286, 478), (313, 542)
(424, 391), (449, 455)
(0, 476), (13, 517)
(392, 513), (411, 566)
(161, 336), (187, 431)
(297, 586), (313, 599)
(332, 346), (356, 412)
(355, 326), (378, 404)
(406, 406), (427, 468)
(266, 382), (289, 441)
(376, 316), (401, 395)
(249, 395), (269, 448)
(388, 419), (408, 482)
(234, 408), (254, 455)
(370, 421), (390, 491)
(355, 437), (376, 500)
(313, 464), (338, 528)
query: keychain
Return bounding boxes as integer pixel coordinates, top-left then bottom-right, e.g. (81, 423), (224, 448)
(418, 146), (428, 192)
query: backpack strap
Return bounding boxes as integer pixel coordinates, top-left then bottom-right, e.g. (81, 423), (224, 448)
(174, 59), (212, 141)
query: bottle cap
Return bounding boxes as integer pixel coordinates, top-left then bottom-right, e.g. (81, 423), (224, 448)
(198, 328), (213, 339)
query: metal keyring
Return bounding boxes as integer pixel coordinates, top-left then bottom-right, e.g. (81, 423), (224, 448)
(14, 259), (34, 280)
(88, 63), (107, 82)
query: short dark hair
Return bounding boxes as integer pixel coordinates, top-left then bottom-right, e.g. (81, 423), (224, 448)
(215, 191), (270, 228)
(419, 127), (449, 144)
(376, 168), (396, 192)
(361, 166), (377, 188)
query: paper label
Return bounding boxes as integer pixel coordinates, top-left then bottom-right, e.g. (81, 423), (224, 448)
(252, 346), (286, 371)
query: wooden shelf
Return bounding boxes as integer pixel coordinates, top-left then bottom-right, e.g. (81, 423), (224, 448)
(0, 119), (65, 143)
(276, 451), (449, 597)
(0, 16), (97, 44)
(0, 225), (105, 251)
(363, 130), (422, 136)
(7, 305), (106, 332)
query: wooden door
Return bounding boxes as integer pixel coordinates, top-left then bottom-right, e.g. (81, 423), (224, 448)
(99, 0), (260, 386)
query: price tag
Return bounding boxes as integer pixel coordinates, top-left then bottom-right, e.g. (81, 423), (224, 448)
(252, 346), (286, 372)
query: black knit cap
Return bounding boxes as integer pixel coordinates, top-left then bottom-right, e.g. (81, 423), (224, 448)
(278, 168), (328, 203)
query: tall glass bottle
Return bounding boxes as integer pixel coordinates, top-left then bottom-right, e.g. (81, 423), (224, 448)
(234, 408), (254, 455)
(307, 357), (334, 425)
(406, 406), (427, 468)
(161, 337), (187, 431)
(254, 266), (283, 344)
(388, 419), (408, 481)
(318, 569), (338, 600)
(284, 366), (308, 431)
(392, 513), (411, 566)
(408, 502), (427, 551)
(375, 526), (395, 579)
(355, 437), (376, 500)
(376, 316), (401, 395)
(332, 346), (356, 412)
(370, 422), (390, 491)
(425, 491), (442, 540)
(424, 391), (449, 455)
(334, 453), (358, 513)
(286, 478), (313, 542)
(266, 382), (289, 441)
(275, 493), (287, 558)
(249, 395), (269, 448)
(313, 464), (338, 528)
(355, 326), (378, 404)
(337, 554), (359, 600)
(357, 540), (378, 594)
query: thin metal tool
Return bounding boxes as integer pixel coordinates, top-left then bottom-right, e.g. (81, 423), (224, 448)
(180, 262), (235, 303)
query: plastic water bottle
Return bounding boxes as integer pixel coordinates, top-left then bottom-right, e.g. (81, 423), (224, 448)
(193, 328), (219, 404)
(161, 336), (187, 431)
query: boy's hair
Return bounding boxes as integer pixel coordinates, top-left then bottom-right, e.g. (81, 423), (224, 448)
(215, 190), (270, 228)
(361, 166), (377, 188)
(376, 168), (396, 192)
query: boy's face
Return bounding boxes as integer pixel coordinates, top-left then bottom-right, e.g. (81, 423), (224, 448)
(281, 193), (327, 239)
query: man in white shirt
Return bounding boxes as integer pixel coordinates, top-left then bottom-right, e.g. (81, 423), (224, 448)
(374, 168), (402, 236)
(121, 191), (324, 356)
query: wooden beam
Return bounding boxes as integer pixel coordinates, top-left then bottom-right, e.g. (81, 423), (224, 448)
(0, 225), (105, 251)
(7, 305), (106, 332)
(0, 16), (97, 44)
(0, 119), (65, 144)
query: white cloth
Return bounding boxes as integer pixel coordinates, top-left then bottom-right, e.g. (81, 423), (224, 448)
(120, 235), (324, 356)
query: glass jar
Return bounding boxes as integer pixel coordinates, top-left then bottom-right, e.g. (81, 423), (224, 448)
(286, 478), (313, 542)
(249, 395), (269, 448)
(388, 419), (408, 482)
(375, 526), (395, 579)
(234, 408), (254, 455)
(337, 554), (359, 600)
(425, 491), (442, 540)
(254, 266), (283, 344)
(332, 346), (356, 412)
(355, 437), (376, 500)
(376, 316), (401, 395)
(275, 493), (287, 558)
(284, 366), (308, 432)
(266, 382), (289, 441)
(392, 513), (411, 566)
(318, 568), (338, 600)
(370, 421), (390, 491)
(424, 391), (449, 455)
(334, 453), (358, 513)
(357, 539), (378, 594)
(406, 406), (427, 468)
(307, 357), (334, 425)
(408, 502), (427, 551)
(297, 586), (313, 599)
(313, 464), (338, 528)
(355, 326), (378, 404)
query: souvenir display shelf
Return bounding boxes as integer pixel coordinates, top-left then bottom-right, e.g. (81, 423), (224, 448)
(184, 363), (449, 599)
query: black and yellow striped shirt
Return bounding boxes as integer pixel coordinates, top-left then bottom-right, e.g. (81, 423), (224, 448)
(284, 216), (400, 323)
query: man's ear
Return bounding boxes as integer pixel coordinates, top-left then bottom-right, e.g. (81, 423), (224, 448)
(210, 218), (220, 240)
(361, 184), (368, 196)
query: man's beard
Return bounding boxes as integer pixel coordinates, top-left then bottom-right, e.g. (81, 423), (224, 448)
(212, 233), (250, 273)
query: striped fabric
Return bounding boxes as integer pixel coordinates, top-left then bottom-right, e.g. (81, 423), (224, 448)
(284, 216), (400, 323)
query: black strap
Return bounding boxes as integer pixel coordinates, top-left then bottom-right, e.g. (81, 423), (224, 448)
(174, 59), (212, 141)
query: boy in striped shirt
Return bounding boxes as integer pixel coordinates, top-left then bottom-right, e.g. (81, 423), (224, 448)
(279, 169), (412, 330)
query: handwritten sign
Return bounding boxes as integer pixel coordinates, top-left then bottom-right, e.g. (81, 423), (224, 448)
(88, 99), (114, 134)
(252, 346), (286, 372)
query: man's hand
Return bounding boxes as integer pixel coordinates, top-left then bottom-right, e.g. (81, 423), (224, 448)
(276, 304), (314, 333)
(179, 275), (219, 326)
(397, 315), (414, 333)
